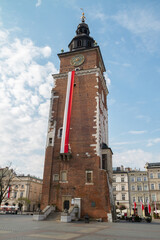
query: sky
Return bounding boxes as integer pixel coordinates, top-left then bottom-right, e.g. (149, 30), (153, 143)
(0, 0), (160, 178)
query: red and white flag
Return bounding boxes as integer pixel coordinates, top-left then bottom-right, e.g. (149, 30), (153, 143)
(60, 71), (75, 153)
(140, 201), (144, 211)
(148, 201), (151, 214)
(134, 201), (136, 210)
(7, 186), (11, 198)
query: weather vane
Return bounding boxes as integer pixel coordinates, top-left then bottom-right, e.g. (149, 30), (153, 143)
(80, 8), (86, 22)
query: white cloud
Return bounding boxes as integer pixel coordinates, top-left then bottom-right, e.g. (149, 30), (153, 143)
(113, 149), (160, 170)
(36, 0), (42, 8)
(147, 138), (160, 147)
(112, 9), (160, 35)
(112, 9), (160, 52)
(0, 26), (57, 178)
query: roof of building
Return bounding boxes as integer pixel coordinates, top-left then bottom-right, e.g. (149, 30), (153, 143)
(145, 162), (160, 169)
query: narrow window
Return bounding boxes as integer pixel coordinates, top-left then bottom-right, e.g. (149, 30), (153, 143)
(61, 171), (67, 182)
(150, 173), (153, 179)
(14, 192), (17, 199)
(88, 41), (91, 47)
(86, 171), (93, 183)
(53, 174), (59, 182)
(121, 178), (124, 182)
(132, 197), (136, 203)
(144, 185), (148, 191)
(137, 177), (141, 182)
(145, 196), (148, 203)
(151, 194), (156, 201)
(20, 192), (23, 198)
(131, 185), (135, 191)
(138, 196), (143, 202)
(77, 40), (82, 47)
(58, 128), (63, 138)
(49, 138), (52, 144)
(137, 185), (142, 191)
(144, 176), (147, 181)
(122, 194), (125, 200)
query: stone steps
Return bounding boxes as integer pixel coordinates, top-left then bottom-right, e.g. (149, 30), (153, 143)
(46, 211), (61, 221)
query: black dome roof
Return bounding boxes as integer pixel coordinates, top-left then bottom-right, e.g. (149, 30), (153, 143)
(68, 17), (95, 51)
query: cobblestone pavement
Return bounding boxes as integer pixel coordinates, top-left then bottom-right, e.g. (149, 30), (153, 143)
(0, 215), (160, 240)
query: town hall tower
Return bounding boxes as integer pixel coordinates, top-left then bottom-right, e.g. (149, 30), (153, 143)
(41, 13), (113, 221)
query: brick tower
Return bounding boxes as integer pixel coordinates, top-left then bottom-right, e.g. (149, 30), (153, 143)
(41, 13), (113, 221)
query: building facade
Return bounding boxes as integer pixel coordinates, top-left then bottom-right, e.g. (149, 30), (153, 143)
(128, 171), (149, 216)
(113, 163), (160, 217)
(41, 14), (113, 221)
(113, 167), (129, 209)
(145, 162), (160, 213)
(2, 175), (42, 211)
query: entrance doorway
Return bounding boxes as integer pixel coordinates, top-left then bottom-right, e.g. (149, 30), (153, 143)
(63, 200), (70, 210)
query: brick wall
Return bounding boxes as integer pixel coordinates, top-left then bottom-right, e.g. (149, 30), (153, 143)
(41, 48), (111, 221)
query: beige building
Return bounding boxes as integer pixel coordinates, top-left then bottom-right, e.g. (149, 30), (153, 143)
(2, 175), (42, 211)
(145, 162), (160, 213)
(128, 170), (149, 216)
(112, 166), (129, 209)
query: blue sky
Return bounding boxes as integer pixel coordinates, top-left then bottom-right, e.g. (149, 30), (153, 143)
(0, 0), (160, 177)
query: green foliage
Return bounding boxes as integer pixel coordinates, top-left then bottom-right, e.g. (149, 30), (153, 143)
(17, 197), (31, 205)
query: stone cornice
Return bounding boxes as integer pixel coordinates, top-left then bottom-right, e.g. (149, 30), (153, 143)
(52, 68), (109, 94)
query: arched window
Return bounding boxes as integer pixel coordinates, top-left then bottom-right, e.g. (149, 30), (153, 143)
(58, 127), (63, 138)
(77, 40), (82, 47)
(88, 41), (91, 47)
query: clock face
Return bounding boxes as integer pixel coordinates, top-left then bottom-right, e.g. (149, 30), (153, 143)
(70, 54), (85, 67)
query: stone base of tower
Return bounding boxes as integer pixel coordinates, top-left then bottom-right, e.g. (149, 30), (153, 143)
(41, 168), (112, 222)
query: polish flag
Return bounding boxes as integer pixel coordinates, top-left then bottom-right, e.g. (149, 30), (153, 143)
(134, 201), (136, 209)
(7, 186), (11, 198)
(148, 202), (151, 214)
(60, 71), (75, 153)
(140, 201), (144, 211)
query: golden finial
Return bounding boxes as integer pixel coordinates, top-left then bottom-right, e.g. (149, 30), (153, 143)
(80, 8), (86, 22)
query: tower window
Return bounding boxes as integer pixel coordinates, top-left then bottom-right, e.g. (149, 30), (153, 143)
(77, 40), (82, 47)
(53, 174), (59, 182)
(61, 171), (67, 182)
(86, 170), (93, 183)
(58, 128), (63, 138)
(49, 138), (52, 144)
(102, 154), (107, 170)
(88, 41), (91, 47)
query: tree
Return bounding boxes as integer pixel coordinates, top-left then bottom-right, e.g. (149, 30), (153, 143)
(0, 165), (15, 205)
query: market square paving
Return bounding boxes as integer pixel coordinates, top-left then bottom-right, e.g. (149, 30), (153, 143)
(0, 215), (160, 240)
